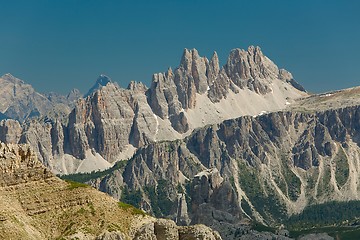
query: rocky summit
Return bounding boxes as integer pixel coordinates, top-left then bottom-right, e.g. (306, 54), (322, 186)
(0, 141), (221, 240)
(0, 46), (306, 174)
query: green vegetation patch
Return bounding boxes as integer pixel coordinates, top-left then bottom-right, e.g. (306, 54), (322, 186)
(252, 222), (276, 234)
(317, 163), (333, 197)
(275, 153), (301, 202)
(59, 160), (127, 183)
(121, 187), (142, 209)
(287, 201), (360, 229)
(334, 147), (349, 188)
(65, 180), (89, 190)
(165, 143), (176, 152)
(107, 223), (122, 232)
(240, 199), (253, 218)
(144, 179), (173, 217)
(282, 158), (301, 201)
(117, 202), (145, 216)
(238, 161), (287, 223)
(289, 226), (360, 239)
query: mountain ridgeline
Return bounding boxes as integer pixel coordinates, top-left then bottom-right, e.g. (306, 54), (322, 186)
(0, 46), (306, 174)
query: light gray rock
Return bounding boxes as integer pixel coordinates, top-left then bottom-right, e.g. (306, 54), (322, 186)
(0, 74), (54, 121)
(134, 219), (222, 240)
(176, 193), (191, 226)
(95, 231), (125, 240)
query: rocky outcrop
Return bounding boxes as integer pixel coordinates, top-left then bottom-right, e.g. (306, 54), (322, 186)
(0, 142), (53, 187)
(190, 169), (242, 228)
(134, 218), (222, 240)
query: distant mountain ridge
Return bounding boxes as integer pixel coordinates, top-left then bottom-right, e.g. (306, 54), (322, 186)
(0, 73), (81, 122)
(0, 46), (307, 174)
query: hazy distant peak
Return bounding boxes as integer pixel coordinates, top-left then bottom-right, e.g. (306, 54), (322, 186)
(66, 88), (82, 101)
(127, 81), (148, 92)
(1, 73), (25, 84)
(96, 74), (112, 85)
(1, 73), (15, 78)
(84, 74), (113, 97)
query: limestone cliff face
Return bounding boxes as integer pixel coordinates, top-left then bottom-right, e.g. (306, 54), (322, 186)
(0, 141), (222, 240)
(90, 104), (360, 239)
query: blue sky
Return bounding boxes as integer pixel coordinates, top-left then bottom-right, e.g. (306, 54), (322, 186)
(1, 0), (359, 94)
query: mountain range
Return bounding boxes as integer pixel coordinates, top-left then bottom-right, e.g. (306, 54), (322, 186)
(0, 46), (306, 174)
(1, 46), (359, 239)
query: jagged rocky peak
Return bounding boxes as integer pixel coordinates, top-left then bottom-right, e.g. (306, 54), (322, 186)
(180, 48), (207, 70)
(224, 46), (273, 93)
(127, 81), (148, 92)
(177, 48), (209, 96)
(1, 73), (24, 83)
(0, 45), (308, 174)
(225, 45), (278, 79)
(279, 68), (307, 92)
(67, 88), (82, 101)
(208, 51), (220, 78)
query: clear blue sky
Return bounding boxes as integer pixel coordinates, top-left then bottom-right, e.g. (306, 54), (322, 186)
(1, 0), (359, 94)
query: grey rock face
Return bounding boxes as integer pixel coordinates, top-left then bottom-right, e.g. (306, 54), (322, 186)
(176, 193), (191, 226)
(134, 219), (222, 240)
(0, 74), (54, 122)
(224, 46), (276, 94)
(0, 74), (78, 122)
(0, 119), (22, 143)
(95, 231), (125, 240)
